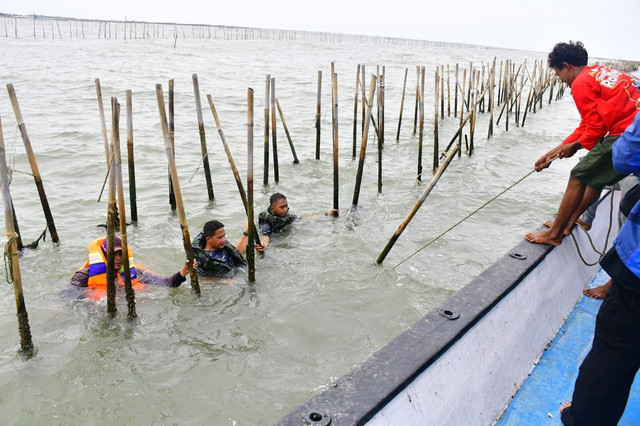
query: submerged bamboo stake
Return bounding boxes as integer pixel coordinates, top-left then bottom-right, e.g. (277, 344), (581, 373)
(330, 70), (340, 207)
(271, 77), (279, 183)
(126, 90), (137, 223)
(6, 84), (59, 244)
(155, 84), (200, 296)
(417, 66), (425, 182)
(352, 75), (377, 207)
(247, 89), (256, 282)
(192, 74), (215, 201)
(315, 71), (321, 160)
(168, 79), (176, 210)
(276, 99), (299, 163)
(264, 74), (270, 185)
(376, 142), (460, 264)
(106, 100), (118, 317)
(111, 98), (137, 319)
(0, 115), (34, 357)
(353, 64), (360, 159)
(207, 95), (262, 246)
(396, 68), (409, 143)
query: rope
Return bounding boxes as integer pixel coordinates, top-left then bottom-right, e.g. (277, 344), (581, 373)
(569, 189), (615, 266)
(23, 224), (48, 250)
(188, 152), (209, 183)
(4, 232), (20, 283)
(392, 168), (537, 270)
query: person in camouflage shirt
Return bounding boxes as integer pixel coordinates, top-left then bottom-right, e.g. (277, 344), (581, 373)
(192, 220), (252, 277)
(258, 193), (338, 251)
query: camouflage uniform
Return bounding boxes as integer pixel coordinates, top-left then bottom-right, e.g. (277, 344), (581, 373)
(258, 208), (298, 236)
(192, 232), (246, 277)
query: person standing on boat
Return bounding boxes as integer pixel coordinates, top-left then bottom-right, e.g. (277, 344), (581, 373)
(560, 111), (640, 425)
(525, 41), (640, 246)
(70, 236), (190, 298)
(257, 193), (338, 252)
(192, 220), (256, 277)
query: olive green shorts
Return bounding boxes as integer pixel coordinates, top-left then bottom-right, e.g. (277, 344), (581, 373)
(570, 136), (628, 190)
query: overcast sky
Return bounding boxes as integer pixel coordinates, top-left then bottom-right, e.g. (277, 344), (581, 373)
(1, 0), (638, 60)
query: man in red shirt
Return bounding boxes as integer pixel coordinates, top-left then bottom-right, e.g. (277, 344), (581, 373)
(525, 41), (640, 245)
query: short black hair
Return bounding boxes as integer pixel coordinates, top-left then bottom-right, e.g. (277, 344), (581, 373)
(203, 220), (224, 238)
(270, 193), (287, 206)
(548, 41), (588, 69)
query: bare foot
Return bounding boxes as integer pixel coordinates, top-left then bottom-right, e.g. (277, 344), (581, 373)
(560, 401), (571, 414)
(584, 279), (612, 299)
(524, 229), (564, 245)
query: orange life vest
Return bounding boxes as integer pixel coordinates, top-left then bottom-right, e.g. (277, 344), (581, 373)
(83, 238), (143, 295)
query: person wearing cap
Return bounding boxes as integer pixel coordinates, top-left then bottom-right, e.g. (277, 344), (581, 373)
(257, 193), (338, 251)
(69, 236), (190, 297)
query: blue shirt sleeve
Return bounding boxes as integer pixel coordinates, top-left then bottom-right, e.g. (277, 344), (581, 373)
(613, 112), (640, 174)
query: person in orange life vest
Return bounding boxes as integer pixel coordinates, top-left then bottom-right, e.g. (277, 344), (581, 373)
(70, 236), (190, 297)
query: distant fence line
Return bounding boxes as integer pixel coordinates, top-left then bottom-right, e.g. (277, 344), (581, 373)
(1, 13), (483, 48)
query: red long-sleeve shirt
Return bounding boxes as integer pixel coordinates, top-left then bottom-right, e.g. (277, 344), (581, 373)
(563, 65), (640, 150)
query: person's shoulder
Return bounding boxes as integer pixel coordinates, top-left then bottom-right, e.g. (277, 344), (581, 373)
(258, 208), (270, 220)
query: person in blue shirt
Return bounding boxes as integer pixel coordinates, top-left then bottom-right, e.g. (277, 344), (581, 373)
(561, 110), (640, 425)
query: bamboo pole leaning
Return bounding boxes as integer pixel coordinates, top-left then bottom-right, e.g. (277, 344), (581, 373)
(207, 95), (262, 246)
(377, 142), (461, 264)
(396, 67), (408, 142)
(111, 98), (137, 319)
(95, 79), (111, 168)
(126, 90), (138, 223)
(275, 99), (299, 164)
(352, 75), (377, 207)
(192, 74), (215, 201)
(0, 115), (34, 357)
(155, 84), (200, 296)
(168, 80), (176, 210)
(6, 84), (59, 244)
(247, 89), (256, 282)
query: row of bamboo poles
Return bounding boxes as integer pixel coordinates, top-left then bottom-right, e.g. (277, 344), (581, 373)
(0, 57), (566, 357)
(0, 14), (484, 48)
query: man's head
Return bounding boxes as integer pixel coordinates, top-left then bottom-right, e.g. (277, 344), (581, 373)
(269, 193), (289, 218)
(102, 236), (124, 270)
(548, 41), (588, 85)
(203, 220), (226, 251)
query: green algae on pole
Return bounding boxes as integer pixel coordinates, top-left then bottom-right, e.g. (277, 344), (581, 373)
(111, 98), (137, 319)
(126, 90), (138, 223)
(155, 84), (201, 296)
(352, 75), (377, 207)
(6, 84), (59, 244)
(271, 77), (279, 183)
(376, 142), (460, 265)
(247, 88), (256, 282)
(0, 115), (34, 358)
(264, 74), (270, 185)
(315, 71), (321, 160)
(192, 74), (215, 201)
(396, 67), (408, 142)
(275, 98), (299, 164)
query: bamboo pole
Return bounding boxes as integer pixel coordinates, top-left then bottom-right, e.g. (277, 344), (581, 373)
(0, 115), (34, 357)
(206, 95), (262, 246)
(417, 66), (425, 181)
(247, 88), (256, 282)
(168, 79), (176, 210)
(396, 67), (408, 142)
(413, 65), (419, 134)
(95, 79), (111, 168)
(361, 64), (366, 135)
(447, 64), (451, 117)
(380, 66), (385, 147)
(126, 90), (137, 223)
(440, 65), (445, 119)
(106, 100), (118, 317)
(275, 99), (299, 164)
(264, 74), (270, 185)
(6, 84), (60, 244)
(111, 98), (137, 319)
(332, 70), (340, 207)
(353, 64), (360, 159)
(488, 58), (496, 138)
(454, 63), (459, 118)
(155, 84), (200, 296)
(315, 71), (321, 160)
(433, 69), (439, 174)
(270, 77), (279, 183)
(377, 142), (460, 264)
(192, 74), (215, 201)
(352, 75), (377, 207)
